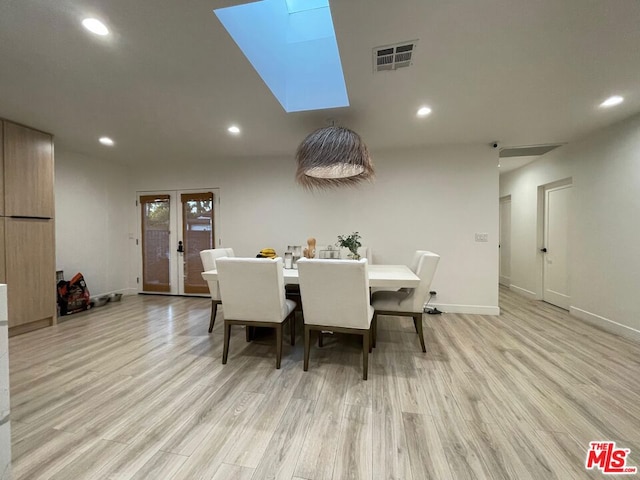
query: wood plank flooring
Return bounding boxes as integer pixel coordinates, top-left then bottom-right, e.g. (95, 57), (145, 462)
(8, 288), (640, 479)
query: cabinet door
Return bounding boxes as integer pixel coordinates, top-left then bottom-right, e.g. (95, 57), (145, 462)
(3, 122), (54, 218)
(5, 218), (55, 327)
(0, 218), (5, 284)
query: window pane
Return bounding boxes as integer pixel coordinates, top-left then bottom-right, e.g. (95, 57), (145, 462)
(141, 196), (171, 292)
(182, 193), (213, 294)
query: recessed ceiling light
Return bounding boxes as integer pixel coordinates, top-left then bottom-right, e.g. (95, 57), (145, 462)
(228, 126), (240, 134)
(99, 137), (114, 146)
(82, 18), (109, 36)
(600, 95), (624, 108)
(417, 106), (432, 117)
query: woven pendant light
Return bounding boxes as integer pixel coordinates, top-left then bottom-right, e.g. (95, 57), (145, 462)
(295, 126), (375, 189)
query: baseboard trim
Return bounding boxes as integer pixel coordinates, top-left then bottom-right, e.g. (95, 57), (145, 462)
(509, 284), (538, 300)
(9, 317), (54, 337)
(499, 276), (511, 286)
(570, 306), (640, 342)
(430, 303), (500, 315)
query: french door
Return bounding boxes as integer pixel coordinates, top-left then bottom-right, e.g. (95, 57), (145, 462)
(138, 189), (220, 295)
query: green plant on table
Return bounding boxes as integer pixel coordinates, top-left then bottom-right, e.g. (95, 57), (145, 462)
(336, 232), (362, 260)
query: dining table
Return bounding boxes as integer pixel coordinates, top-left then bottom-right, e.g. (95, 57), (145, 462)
(202, 264), (420, 289)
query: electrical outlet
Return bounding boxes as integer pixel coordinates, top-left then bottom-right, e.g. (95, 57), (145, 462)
(475, 233), (488, 242)
(429, 290), (437, 295)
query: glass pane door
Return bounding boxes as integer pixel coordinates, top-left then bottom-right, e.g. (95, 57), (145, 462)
(139, 189), (218, 296)
(180, 192), (214, 294)
(140, 194), (171, 292)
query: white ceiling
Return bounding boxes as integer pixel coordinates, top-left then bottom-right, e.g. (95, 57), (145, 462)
(1, 0), (639, 166)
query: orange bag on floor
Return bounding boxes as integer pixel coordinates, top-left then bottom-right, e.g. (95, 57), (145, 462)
(57, 272), (91, 315)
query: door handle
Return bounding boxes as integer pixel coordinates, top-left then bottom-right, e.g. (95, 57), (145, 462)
(540, 247), (547, 253)
(177, 240), (184, 253)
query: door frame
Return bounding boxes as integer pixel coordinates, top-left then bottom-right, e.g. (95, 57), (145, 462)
(536, 178), (572, 305)
(499, 195), (511, 287)
(136, 188), (220, 296)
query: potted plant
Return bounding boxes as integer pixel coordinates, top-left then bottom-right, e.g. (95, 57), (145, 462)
(336, 232), (362, 260)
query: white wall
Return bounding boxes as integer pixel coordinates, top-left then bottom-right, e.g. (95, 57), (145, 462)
(500, 113), (640, 339)
(132, 145), (500, 314)
(55, 150), (134, 297)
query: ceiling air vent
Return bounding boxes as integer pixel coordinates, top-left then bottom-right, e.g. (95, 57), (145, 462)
(373, 40), (418, 72)
(499, 143), (564, 158)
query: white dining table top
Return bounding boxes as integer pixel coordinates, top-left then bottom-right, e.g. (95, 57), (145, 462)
(202, 264), (420, 289)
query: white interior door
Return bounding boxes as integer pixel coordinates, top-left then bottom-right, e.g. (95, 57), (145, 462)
(138, 189), (219, 295)
(542, 184), (571, 309)
(499, 196), (511, 286)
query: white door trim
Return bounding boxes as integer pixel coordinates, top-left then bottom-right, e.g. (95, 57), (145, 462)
(499, 195), (512, 286)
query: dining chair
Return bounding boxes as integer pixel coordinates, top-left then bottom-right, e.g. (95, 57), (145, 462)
(286, 240), (370, 318)
(393, 249), (432, 295)
(285, 284), (304, 318)
(409, 250), (431, 273)
(216, 257), (296, 369)
(297, 258), (374, 380)
(371, 251), (440, 352)
(285, 243), (371, 316)
(200, 248), (235, 333)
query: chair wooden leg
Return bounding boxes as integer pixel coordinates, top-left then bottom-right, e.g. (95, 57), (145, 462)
(413, 317), (419, 334)
(289, 313), (295, 346)
(304, 325), (311, 371)
(222, 322), (231, 364)
(362, 331), (370, 380)
(372, 314), (377, 348)
(208, 301), (218, 333)
(369, 325), (373, 353)
(245, 326), (252, 342)
(276, 324), (283, 369)
(318, 331), (323, 348)
(415, 313), (426, 353)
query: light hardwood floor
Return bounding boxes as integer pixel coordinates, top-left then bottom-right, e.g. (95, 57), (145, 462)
(8, 288), (640, 479)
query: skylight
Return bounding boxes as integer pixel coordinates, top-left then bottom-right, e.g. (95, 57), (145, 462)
(214, 0), (349, 112)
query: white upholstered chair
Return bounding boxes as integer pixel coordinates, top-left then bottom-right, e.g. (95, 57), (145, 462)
(286, 245), (372, 316)
(297, 258), (375, 380)
(216, 257), (296, 369)
(371, 251), (440, 352)
(409, 250), (431, 273)
(393, 249), (432, 294)
(200, 248), (235, 333)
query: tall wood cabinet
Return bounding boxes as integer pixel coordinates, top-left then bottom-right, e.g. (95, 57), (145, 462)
(0, 119), (56, 336)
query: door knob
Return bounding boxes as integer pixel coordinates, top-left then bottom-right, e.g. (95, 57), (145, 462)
(177, 240), (184, 253)
(540, 247), (547, 253)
